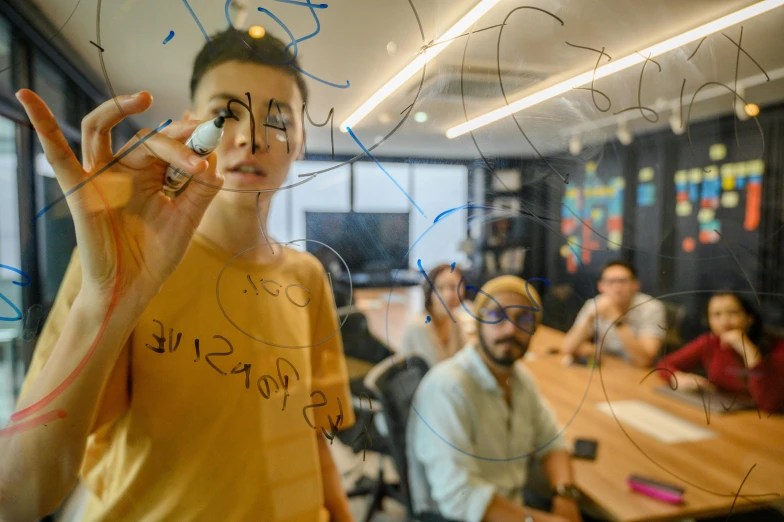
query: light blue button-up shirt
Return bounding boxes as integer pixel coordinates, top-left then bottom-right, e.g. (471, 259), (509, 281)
(406, 345), (569, 521)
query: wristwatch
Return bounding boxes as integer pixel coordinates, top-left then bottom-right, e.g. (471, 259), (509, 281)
(553, 483), (582, 501)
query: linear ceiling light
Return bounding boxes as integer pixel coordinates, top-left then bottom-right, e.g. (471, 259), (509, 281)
(339, 0), (502, 132)
(446, 0), (784, 139)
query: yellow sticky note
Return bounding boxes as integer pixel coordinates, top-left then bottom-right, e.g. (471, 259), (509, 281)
(608, 231), (623, 250)
(721, 168), (736, 191)
(676, 201), (692, 217)
(698, 208), (715, 224)
(709, 143), (727, 161)
(721, 191), (739, 208)
(639, 167), (654, 182)
(591, 208), (602, 221)
(675, 170), (688, 184)
(688, 168), (703, 184)
(746, 160), (764, 176)
(735, 163), (747, 178)
(560, 244), (572, 258)
(586, 161), (597, 172)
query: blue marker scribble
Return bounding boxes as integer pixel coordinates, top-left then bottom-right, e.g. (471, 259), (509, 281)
(425, 316), (431, 324)
(0, 265), (31, 321)
(181, 0), (213, 55)
(347, 127), (426, 217)
(222, 0), (348, 88)
(434, 204), (498, 224)
(450, 262), (456, 273)
(417, 259), (455, 323)
(33, 120), (173, 223)
(163, 30), (175, 44)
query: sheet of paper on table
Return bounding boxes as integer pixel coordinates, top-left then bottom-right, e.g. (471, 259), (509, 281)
(595, 400), (716, 444)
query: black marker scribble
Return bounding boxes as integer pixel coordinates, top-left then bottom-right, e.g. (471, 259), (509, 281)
(613, 52), (661, 123)
(302, 103), (335, 160)
(351, 393), (374, 461)
(493, 6), (570, 184)
(420, 22), (507, 52)
(727, 464), (756, 520)
(686, 36), (707, 61)
(89, 40), (104, 52)
(223, 93), (257, 154)
(724, 27), (770, 161)
(640, 367), (678, 390)
(678, 78), (686, 129)
(685, 82), (764, 170)
(565, 42), (612, 112)
(277, 357), (300, 411)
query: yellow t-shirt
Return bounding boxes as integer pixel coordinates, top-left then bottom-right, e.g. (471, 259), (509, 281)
(19, 233), (355, 521)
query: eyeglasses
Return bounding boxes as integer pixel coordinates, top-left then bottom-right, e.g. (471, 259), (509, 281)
(600, 277), (633, 286)
(479, 307), (536, 332)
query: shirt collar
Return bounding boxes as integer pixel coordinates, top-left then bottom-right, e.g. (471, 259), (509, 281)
(459, 344), (512, 394)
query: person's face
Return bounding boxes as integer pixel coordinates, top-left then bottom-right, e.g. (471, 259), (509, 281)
(708, 295), (753, 336)
(187, 61), (304, 210)
(477, 291), (537, 368)
(597, 265), (639, 305)
(432, 270), (463, 318)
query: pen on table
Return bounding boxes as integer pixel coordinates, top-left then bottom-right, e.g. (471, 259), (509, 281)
(163, 116), (225, 195)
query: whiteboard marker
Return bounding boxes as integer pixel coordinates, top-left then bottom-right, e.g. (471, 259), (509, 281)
(163, 116), (225, 193)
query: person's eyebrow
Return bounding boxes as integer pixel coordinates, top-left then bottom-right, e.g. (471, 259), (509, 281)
(207, 93), (294, 113)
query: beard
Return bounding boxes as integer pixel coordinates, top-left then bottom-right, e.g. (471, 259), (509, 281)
(478, 331), (529, 368)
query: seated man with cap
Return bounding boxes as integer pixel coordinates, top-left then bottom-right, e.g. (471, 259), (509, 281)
(406, 276), (581, 522)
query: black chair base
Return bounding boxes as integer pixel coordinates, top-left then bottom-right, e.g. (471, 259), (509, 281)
(347, 468), (403, 522)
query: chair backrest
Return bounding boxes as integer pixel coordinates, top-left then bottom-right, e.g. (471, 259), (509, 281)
(364, 355), (430, 517)
(339, 310), (392, 364)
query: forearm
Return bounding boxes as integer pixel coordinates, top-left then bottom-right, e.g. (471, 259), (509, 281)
(614, 326), (657, 367)
(0, 293), (140, 520)
(317, 435), (354, 522)
(563, 320), (593, 355)
(542, 449), (574, 489)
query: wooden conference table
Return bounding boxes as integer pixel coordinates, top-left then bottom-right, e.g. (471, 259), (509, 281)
(350, 289), (784, 521)
(525, 326), (784, 521)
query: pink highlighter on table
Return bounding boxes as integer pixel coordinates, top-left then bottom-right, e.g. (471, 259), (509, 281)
(627, 475), (685, 504)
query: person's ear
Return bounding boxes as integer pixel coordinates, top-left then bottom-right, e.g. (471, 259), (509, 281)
(633, 279), (641, 293)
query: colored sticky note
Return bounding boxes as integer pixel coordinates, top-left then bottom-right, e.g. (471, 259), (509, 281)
(698, 208), (715, 224)
(637, 184), (656, 207)
(674, 170), (688, 184)
(721, 191), (739, 208)
(746, 160), (764, 176)
(721, 169), (736, 191)
(639, 167), (654, 182)
(709, 143), (727, 161)
(676, 201), (692, 217)
(608, 231), (623, 250)
(591, 208), (604, 223)
(688, 168), (703, 184)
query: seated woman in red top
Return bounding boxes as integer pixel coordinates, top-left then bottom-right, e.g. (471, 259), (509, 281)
(658, 292), (784, 414)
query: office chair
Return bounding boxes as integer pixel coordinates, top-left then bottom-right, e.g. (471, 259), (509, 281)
(334, 310), (398, 521)
(661, 301), (687, 356)
(364, 355), (457, 522)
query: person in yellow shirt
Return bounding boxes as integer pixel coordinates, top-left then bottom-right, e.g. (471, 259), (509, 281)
(0, 29), (355, 521)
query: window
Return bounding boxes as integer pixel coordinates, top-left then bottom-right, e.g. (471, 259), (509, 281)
(0, 115), (22, 425)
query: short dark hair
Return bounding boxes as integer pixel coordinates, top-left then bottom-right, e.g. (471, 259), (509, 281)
(190, 29), (309, 105)
(601, 259), (637, 280)
(423, 264), (464, 314)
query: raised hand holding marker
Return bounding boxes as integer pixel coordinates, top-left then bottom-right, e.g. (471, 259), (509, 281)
(163, 116), (225, 194)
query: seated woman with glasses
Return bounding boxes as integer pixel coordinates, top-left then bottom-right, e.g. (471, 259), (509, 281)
(657, 291), (784, 414)
(399, 263), (466, 368)
(562, 259), (666, 367)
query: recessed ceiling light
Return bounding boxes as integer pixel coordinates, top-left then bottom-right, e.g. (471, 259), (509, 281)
(414, 112), (428, 123)
(744, 103), (760, 117)
(248, 25), (265, 39)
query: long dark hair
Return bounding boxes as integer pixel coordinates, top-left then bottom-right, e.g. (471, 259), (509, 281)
(708, 291), (769, 356)
(423, 263), (464, 315)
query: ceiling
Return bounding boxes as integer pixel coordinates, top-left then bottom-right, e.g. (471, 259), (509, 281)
(30, 0), (784, 159)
